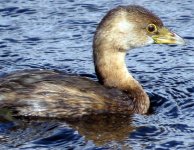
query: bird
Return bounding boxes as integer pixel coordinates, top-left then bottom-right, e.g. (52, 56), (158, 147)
(0, 5), (185, 119)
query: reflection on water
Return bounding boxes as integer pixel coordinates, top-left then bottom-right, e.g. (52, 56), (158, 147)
(1, 114), (134, 149)
(68, 114), (134, 146)
(0, 0), (194, 149)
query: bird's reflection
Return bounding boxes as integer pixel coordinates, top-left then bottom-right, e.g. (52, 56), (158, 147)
(67, 114), (135, 145)
(0, 114), (135, 147)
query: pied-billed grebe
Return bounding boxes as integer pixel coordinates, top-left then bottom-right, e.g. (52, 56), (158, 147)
(0, 5), (184, 119)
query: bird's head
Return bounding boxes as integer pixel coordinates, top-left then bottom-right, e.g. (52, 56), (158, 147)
(94, 5), (185, 51)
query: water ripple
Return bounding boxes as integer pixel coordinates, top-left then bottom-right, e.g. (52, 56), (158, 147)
(0, 7), (36, 16)
(0, 0), (194, 149)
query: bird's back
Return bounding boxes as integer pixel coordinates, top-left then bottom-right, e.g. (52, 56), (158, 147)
(0, 70), (133, 119)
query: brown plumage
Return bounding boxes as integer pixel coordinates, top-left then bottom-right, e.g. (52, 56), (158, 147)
(0, 70), (144, 118)
(0, 5), (184, 119)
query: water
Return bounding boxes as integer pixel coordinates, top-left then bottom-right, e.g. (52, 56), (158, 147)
(0, 0), (194, 149)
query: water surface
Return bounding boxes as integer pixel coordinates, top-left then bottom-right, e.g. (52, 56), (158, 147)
(0, 0), (194, 149)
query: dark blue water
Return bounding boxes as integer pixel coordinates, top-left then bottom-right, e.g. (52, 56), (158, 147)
(0, 0), (194, 149)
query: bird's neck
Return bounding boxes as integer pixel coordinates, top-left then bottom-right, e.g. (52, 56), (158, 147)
(95, 50), (131, 88)
(93, 42), (135, 89)
(93, 43), (150, 113)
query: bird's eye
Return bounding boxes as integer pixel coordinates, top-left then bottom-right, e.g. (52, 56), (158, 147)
(147, 24), (157, 33)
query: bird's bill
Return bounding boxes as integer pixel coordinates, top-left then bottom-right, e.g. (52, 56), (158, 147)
(152, 27), (185, 45)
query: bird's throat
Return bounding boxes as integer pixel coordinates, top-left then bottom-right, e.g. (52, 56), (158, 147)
(93, 45), (150, 114)
(94, 47), (134, 90)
